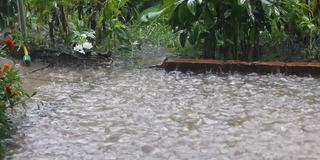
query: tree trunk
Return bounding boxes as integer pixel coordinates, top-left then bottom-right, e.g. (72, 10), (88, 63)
(17, 0), (26, 40)
(90, 9), (97, 30)
(78, 0), (83, 20)
(49, 21), (55, 45)
(203, 32), (216, 59)
(58, 4), (68, 34)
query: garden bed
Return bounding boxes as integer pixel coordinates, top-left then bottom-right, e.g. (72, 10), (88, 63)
(161, 58), (320, 76)
(23, 48), (113, 67)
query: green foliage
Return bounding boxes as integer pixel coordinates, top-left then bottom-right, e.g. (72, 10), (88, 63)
(0, 0), (16, 30)
(0, 45), (8, 58)
(24, 0), (133, 52)
(0, 63), (28, 158)
(132, 5), (179, 49)
(4, 0), (320, 60)
(0, 40), (29, 158)
(162, 0), (320, 60)
(164, 0), (283, 60)
(281, 0), (320, 58)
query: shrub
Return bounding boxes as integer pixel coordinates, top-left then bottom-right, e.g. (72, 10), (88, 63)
(0, 58), (28, 158)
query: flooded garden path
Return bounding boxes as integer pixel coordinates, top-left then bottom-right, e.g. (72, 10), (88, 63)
(4, 54), (320, 160)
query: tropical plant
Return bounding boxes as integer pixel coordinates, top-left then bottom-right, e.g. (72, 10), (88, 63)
(280, 0), (320, 59)
(132, 4), (179, 49)
(0, 0), (16, 30)
(25, 0), (133, 52)
(5, 0), (320, 60)
(72, 30), (95, 55)
(163, 0), (285, 60)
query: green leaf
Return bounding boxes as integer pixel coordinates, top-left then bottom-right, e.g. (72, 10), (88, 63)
(187, 0), (196, 15)
(177, 2), (194, 24)
(238, 0), (246, 5)
(189, 24), (200, 45)
(179, 31), (188, 47)
(224, 10), (232, 18)
(273, 6), (280, 16)
(246, 3), (255, 21)
(140, 10), (163, 22)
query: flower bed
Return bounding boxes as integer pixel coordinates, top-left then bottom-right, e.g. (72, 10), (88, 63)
(0, 63), (28, 158)
(0, 37), (29, 159)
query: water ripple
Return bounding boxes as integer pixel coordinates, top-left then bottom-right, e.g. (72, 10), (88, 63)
(5, 67), (320, 160)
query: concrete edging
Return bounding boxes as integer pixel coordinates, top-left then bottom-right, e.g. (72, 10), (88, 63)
(161, 58), (320, 76)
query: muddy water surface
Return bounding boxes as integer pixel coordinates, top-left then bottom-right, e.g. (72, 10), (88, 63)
(4, 62), (320, 160)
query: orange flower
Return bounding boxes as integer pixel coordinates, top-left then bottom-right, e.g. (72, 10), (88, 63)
(0, 70), (6, 79)
(1, 74), (6, 80)
(3, 64), (11, 70)
(3, 37), (16, 52)
(5, 85), (12, 95)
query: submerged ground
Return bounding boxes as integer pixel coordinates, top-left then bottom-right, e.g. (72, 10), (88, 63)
(3, 50), (320, 159)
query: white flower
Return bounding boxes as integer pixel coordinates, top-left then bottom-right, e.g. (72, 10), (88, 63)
(73, 44), (83, 51)
(74, 44), (85, 54)
(83, 42), (93, 50)
(78, 49), (85, 54)
(86, 31), (95, 39)
(81, 34), (87, 38)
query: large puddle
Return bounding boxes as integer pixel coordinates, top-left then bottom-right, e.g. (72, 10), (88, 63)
(4, 62), (320, 159)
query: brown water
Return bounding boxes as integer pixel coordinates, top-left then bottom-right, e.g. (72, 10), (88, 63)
(4, 63), (320, 160)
